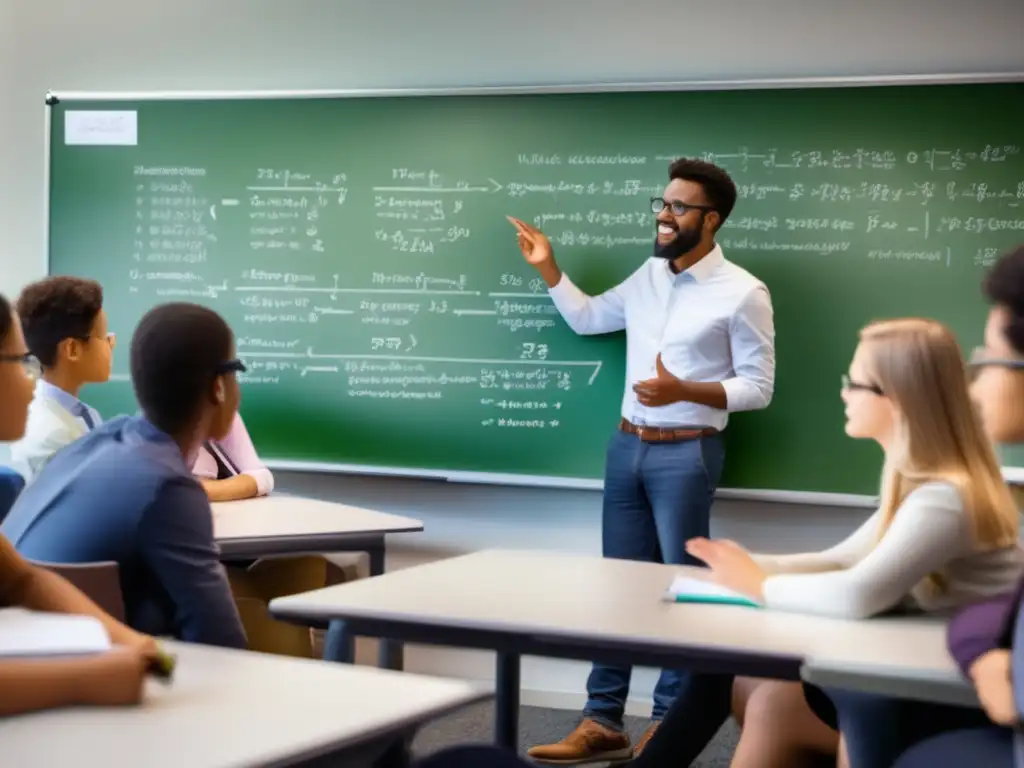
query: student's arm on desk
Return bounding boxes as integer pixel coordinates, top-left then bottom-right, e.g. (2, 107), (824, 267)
(201, 475), (259, 502)
(196, 417), (274, 502)
(0, 536), (154, 715)
(762, 484), (966, 619)
(946, 579), (1022, 725)
(752, 509), (879, 575)
(0, 535), (155, 652)
(140, 480), (247, 648)
(947, 580), (1021, 675)
(0, 650), (148, 716)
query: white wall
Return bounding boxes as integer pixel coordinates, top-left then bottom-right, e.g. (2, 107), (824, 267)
(2, 0), (1023, 712)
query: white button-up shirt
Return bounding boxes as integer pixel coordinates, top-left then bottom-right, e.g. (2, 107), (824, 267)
(548, 245), (775, 430)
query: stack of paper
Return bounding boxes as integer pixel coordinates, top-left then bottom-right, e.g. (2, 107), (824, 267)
(0, 608), (111, 658)
(664, 575), (761, 608)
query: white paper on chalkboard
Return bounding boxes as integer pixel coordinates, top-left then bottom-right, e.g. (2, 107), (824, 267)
(65, 110), (138, 146)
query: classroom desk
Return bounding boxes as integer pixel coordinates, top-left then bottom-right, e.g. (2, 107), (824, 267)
(213, 494), (423, 670)
(213, 495), (423, 571)
(0, 641), (487, 768)
(801, 633), (978, 708)
(269, 548), (948, 748)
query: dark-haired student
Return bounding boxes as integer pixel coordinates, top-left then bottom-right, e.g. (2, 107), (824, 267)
(826, 245), (1024, 768)
(513, 158), (775, 764)
(0, 293), (159, 715)
(10, 276), (113, 483)
(1, 302), (246, 649)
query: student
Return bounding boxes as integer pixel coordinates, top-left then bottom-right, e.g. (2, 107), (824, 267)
(829, 246), (1024, 768)
(0, 293), (159, 716)
(10, 276), (113, 483)
(626, 317), (1024, 768)
(193, 412), (274, 502)
(194, 412), (326, 658)
(1, 302), (247, 649)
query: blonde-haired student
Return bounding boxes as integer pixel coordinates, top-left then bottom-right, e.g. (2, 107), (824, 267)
(626, 318), (1024, 768)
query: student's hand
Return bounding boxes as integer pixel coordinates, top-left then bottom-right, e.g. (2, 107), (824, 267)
(969, 649), (1016, 726)
(77, 647), (149, 707)
(507, 217), (554, 266)
(633, 355), (689, 407)
(685, 538), (767, 601)
(108, 625), (161, 661)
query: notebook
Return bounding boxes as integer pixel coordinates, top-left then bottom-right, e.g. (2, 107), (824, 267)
(0, 608), (111, 658)
(664, 575), (761, 608)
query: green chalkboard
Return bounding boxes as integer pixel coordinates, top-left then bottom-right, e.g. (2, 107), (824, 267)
(46, 80), (1024, 496)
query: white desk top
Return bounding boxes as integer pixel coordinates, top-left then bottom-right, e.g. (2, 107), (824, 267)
(212, 495), (423, 543)
(271, 549), (949, 664)
(801, 637), (976, 707)
(0, 641), (485, 768)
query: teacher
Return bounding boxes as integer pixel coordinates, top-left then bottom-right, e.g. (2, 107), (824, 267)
(509, 157), (776, 764)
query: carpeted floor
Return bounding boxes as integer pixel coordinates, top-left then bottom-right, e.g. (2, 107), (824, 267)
(411, 702), (739, 766)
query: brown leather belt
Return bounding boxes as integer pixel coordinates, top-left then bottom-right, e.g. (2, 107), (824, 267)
(619, 418), (718, 443)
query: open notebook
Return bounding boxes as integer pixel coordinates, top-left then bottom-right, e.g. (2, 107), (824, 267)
(664, 575), (761, 608)
(0, 608), (111, 658)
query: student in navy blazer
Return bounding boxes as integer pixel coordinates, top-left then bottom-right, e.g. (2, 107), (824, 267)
(1, 303), (247, 649)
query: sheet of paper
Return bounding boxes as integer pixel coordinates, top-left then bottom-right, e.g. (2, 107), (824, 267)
(666, 575), (754, 602)
(65, 110), (138, 146)
(0, 608), (111, 658)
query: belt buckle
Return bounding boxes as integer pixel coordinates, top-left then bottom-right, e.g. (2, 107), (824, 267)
(637, 424), (645, 442)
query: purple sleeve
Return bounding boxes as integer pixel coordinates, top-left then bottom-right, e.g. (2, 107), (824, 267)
(947, 576), (1024, 676)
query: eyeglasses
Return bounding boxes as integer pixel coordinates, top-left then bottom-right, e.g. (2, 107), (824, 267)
(0, 353), (43, 380)
(215, 359), (247, 376)
(650, 197), (716, 217)
(841, 374), (883, 395)
(74, 332), (116, 347)
(968, 347), (1024, 372)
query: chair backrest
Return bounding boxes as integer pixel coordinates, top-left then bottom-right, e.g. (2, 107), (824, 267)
(0, 466), (25, 523)
(32, 560), (125, 623)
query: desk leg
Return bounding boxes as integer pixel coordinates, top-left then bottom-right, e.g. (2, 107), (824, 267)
(368, 540), (405, 671)
(494, 652), (521, 749)
(323, 619), (354, 663)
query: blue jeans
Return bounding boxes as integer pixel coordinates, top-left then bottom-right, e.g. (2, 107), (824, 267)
(825, 689), (998, 768)
(583, 429), (725, 729)
(894, 727), (1013, 767)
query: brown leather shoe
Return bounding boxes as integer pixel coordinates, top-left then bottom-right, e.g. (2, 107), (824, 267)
(633, 721), (660, 757)
(526, 718), (633, 764)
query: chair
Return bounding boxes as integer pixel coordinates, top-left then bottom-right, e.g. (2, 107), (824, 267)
(0, 466), (25, 523)
(32, 560), (125, 622)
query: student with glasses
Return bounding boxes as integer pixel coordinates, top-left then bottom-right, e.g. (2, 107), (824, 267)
(0, 293), (162, 715)
(10, 276), (115, 484)
(1, 303), (247, 649)
(626, 316), (1024, 768)
(823, 245), (1024, 768)
(404, 315), (1023, 768)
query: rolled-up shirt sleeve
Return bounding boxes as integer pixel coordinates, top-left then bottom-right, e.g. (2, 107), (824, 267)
(548, 271), (634, 336)
(721, 285), (775, 412)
